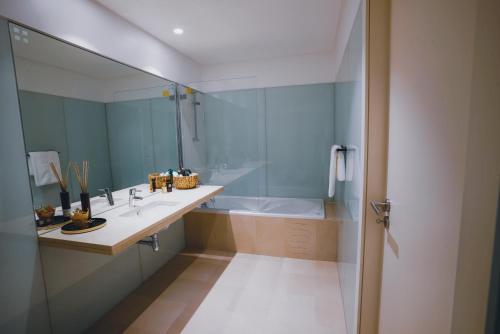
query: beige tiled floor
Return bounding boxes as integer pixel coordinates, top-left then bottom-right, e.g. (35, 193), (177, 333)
(182, 253), (346, 334)
(89, 251), (346, 334)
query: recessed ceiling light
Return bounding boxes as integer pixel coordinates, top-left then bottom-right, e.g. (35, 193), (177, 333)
(173, 28), (183, 35)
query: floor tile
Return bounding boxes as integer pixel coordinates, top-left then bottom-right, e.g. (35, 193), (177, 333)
(125, 299), (186, 334)
(91, 252), (346, 334)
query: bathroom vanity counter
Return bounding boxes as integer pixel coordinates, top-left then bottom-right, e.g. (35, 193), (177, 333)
(38, 185), (223, 255)
(37, 184), (155, 236)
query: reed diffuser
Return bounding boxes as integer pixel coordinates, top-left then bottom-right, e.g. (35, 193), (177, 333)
(49, 162), (71, 217)
(72, 160), (90, 218)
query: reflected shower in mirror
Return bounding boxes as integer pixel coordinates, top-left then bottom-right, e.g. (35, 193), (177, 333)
(10, 24), (180, 213)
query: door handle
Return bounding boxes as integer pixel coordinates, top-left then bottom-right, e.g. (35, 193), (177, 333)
(370, 199), (391, 228)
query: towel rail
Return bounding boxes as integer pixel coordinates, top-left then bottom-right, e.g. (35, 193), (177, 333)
(335, 145), (354, 172)
(336, 145), (355, 152)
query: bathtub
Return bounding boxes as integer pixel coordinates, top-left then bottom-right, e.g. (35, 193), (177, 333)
(196, 195), (325, 220)
(185, 195), (336, 261)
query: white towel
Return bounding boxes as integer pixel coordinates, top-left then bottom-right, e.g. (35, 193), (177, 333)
(345, 146), (357, 181)
(27, 157), (34, 176)
(28, 151), (61, 186)
(336, 150), (346, 182)
(328, 145), (341, 197)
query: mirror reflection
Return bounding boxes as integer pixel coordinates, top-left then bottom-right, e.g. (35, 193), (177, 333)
(11, 25), (180, 217)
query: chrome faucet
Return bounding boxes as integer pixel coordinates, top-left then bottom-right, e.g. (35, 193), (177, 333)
(98, 188), (114, 206)
(129, 188), (143, 208)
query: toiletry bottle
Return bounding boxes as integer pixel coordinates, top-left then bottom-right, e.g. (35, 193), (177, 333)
(167, 169), (173, 192)
(151, 177), (157, 192)
(60, 191), (71, 217)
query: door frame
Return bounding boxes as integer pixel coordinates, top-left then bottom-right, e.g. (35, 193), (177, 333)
(357, 0), (391, 333)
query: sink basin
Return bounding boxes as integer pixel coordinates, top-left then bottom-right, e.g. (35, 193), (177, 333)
(120, 201), (180, 218)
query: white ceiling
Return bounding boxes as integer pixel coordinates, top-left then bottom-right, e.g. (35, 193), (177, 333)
(10, 24), (143, 80)
(95, 0), (343, 65)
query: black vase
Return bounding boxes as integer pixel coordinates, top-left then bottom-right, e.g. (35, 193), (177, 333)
(60, 191), (71, 217)
(80, 192), (91, 218)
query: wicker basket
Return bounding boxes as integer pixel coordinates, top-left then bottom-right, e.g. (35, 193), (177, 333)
(173, 173), (199, 189)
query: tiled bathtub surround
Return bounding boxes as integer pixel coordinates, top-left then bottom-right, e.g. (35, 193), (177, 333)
(184, 203), (346, 261)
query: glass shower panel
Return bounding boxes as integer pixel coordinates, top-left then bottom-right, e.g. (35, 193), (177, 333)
(334, 3), (364, 334)
(183, 77), (335, 214)
(181, 78), (265, 207)
(178, 85), (208, 175)
(265, 83), (335, 199)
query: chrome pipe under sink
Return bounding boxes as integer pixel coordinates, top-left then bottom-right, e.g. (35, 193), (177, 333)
(138, 233), (160, 252)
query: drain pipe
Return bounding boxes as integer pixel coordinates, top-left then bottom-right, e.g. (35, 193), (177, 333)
(138, 233), (160, 252)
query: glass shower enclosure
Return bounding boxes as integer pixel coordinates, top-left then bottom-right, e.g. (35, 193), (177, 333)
(182, 78), (334, 219)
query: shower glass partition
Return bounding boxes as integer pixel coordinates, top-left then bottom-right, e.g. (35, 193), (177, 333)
(334, 3), (365, 334)
(184, 78), (334, 219)
(180, 79), (265, 213)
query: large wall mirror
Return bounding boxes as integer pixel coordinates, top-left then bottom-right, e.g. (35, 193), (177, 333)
(10, 23), (181, 212)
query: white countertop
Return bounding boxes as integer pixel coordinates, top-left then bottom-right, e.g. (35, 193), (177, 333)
(38, 185), (223, 255)
(37, 184), (154, 236)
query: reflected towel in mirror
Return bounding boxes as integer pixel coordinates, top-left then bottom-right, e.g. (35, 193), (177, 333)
(28, 151), (60, 186)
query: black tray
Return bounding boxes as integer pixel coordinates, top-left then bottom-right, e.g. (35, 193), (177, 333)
(61, 218), (107, 234)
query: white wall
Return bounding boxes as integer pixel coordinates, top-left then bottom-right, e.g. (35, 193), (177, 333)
(452, 0), (500, 332)
(196, 51), (336, 92)
(195, 0), (362, 92)
(0, 0), (201, 85)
